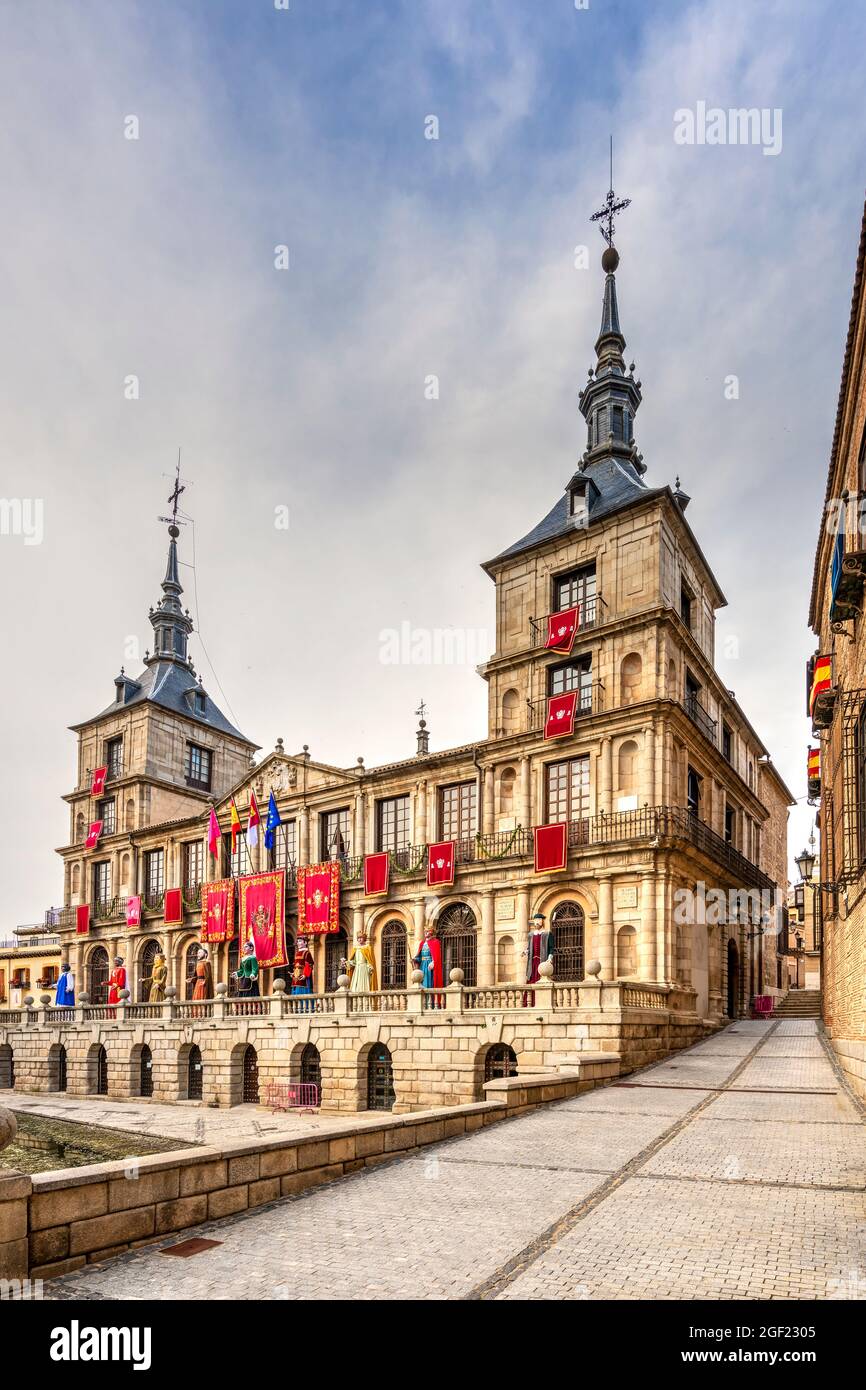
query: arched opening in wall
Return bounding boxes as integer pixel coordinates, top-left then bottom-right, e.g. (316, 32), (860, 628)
(184, 943), (201, 1000)
(325, 929), (349, 993)
(439, 904), (477, 986)
(484, 1043), (518, 1082)
(186, 1045), (203, 1100)
(87, 947), (110, 1005)
(242, 1044), (259, 1104)
(498, 767), (516, 819)
(620, 653), (642, 706)
(89, 1044), (108, 1096)
(227, 938), (240, 997)
(617, 739), (639, 797)
(501, 688), (520, 735)
(300, 1043), (322, 1102)
(616, 926), (637, 978)
(120, 852), (131, 893)
(125, 798), (136, 831)
(138, 939), (163, 1002)
(366, 1044), (395, 1112)
(726, 939), (739, 1019)
(71, 865), (81, 899)
(551, 901), (585, 982)
(75, 812), (85, 843)
(138, 1044), (154, 1098)
(497, 935), (515, 983)
(667, 658), (676, 699)
(48, 1043), (68, 1093)
(381, 921), (407, 989)
(0, 1045), (13, 1089)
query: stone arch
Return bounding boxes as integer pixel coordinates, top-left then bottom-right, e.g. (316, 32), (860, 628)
(177, 1041), (204, 1101)
(228, 1041), (259, 1106)
(501, 687), (520, 734)
(365, 1042), (395, 1112)
(75, 812), (85, 843)
(86, 945), (110, 1005)
(616, 925), (637, 978)
(473, 1039), (518, 1098)
(498, 766), (516, 817)
(47, 1042), (68, 1093)
(620, 652), (643, 706)
(438, 902), (478, 986)
(137, 937), (163, 1002)
(496, 934), (515, 983)
(71, 864), (81, 899)
(87, 1042), (109, 1096)
(125, 798), (136, 831)
(617, 738), (639, 796)
(120, 852), (131, 893)
(131, 1041), (154, 1098)
(0, 1043), (13, 1089)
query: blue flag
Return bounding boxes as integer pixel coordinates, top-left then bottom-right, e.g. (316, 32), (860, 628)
(265, 791), (282, 851)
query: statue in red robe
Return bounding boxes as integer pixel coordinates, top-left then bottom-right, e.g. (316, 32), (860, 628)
(413, 927), (444, 989)
(107, 957), (126, 1004)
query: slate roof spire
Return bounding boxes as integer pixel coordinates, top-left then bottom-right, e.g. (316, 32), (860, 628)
(146, 465), (194, 669)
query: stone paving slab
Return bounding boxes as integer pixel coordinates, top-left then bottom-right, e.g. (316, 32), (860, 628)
(431, 1106), (674, 1174)
(757, 1037), (828, 1058)
(702, 1088), (861, 1125)
(643, 1117), (866, 1187)
(735, 1056), (838, 1091)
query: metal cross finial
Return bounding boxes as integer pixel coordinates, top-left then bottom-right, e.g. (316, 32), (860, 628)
(415, 699), (427, 720)
(590, 137), (631, 247)
(167, 450), (185, 522)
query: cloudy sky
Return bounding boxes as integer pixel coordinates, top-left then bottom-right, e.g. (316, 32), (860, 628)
(0, 0), (863, 924)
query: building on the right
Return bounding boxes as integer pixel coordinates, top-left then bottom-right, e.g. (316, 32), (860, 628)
(808, 197), (866, 1103)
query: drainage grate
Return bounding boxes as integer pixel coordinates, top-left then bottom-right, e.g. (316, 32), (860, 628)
(159, 1237), (223, 1258)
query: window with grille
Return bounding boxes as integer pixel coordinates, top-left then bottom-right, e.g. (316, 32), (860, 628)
(484, 1044), (518, 1081)
(544, 757), (590, 824)
(554, 563), (596, 614)
(98, 798), (116, 834)
(270, 818), (297, 872)
(300, 1043), (322, 1097)
(367, 1044), (395, 1111)
(106, 736), (123, 779)
(381, 921), (407, 989)
(88, 947), (110, 1004)
(93, 860), (111, 905)
(547, 658), (592, 709)
(183, 840), (204, 891)
(439, 782), (477, 840)
(186, 742), (212, 790)
(439, 904), (477, 986)
(325, 930), (348, 992)
(185, 943), (201, 1000)
(145, 849), (164, 902)
(376, 796), (411, 853)
(551, 901), (585, 981)
(321, 808), (351, 860)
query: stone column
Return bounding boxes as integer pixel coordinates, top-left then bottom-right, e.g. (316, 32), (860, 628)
(519, 756), (531, 827)
(352, 904), (364, 949)
(299, 808), (310, 865)
(482, 766), (495, 835)
(600, 738), (613, 815)
(414, 782), (427, 846)
(354, 792), (367, 857)
(479, 891), (495, 987)
(639, 870), (658, 981)
(642, 724), (654, 807)
(412, 898), (425, 946)
(597, 877), (614, 980)
(657, 871), (670, 984)
(654, 726), (665, 806)
(516, 884), (530, 979)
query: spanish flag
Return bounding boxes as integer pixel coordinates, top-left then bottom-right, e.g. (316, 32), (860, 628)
(809, 655), (832, 717)
(807, 747), (820, 783)
(229, 796), (243, 851)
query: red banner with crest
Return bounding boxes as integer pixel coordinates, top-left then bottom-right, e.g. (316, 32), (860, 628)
(545, 606), (579, 655)
(201, 878), (236, 943)
(91, 766), (108, 797)
(238, 870), (287, 968)
(126, 895), (141, 928)
(544, 691), (578, 739)
(427, 841), (456, 887)
(85, 820), (104, 850)
(297, 862), (340, 934)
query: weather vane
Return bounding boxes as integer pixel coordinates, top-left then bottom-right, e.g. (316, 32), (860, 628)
(590, 136), (631, 247)
(159, 450), (188, 532)
(415, 699), (427, 720)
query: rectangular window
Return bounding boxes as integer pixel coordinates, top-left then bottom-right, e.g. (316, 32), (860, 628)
(183, 840), (204, 890)
(439, 781), (478, 840)
(106, 736), (123, 780)
(145, 849), (164, 903)
(186, 743), (212, 791)
(321, 807), (351, 860)
(376, 796), (411, 853)
(544, 757), (590, 825)
(612, 405), (625, 440)
(681, 581), (694, 631)
(548, 658), (593, 711)
(93, 860), (111, 905)
(724, 805), (736, 845)
(270, 818), (298, 873)
(687, 766), (701, 817)
(722, 724), (732, 762)
(97, 798), (116, 835)
(554, 563), (597, 619)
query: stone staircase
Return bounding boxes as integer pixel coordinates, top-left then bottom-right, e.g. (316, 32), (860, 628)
(773, 989), (823, 1020)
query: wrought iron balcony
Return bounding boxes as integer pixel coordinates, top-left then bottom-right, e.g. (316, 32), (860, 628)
(682, 692), (718, 747)
(527, 689), (593, 730)
(529, 594), (605, 646)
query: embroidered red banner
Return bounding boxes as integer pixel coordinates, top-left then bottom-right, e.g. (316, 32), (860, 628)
(91, 766), (108, 797)
(297, 862), (340, 934)
(544, 691), (578, 739)
(545, 606), (579, 655)
(363, 852), (390, 898)
(76, 904), (90, 935)
(85, 820), (104, 850)
(201, 878), (235, 943)
(163, 887), (184, 926)
(126, 895), (141, 928)
(427, 841), (456, 887)
(239, 870), (288, 968)
(534, 823), (568, 874)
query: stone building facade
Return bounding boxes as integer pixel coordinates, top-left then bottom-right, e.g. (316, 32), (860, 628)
(808, 198), (866, 1101)
(1, 227), (792, 1112)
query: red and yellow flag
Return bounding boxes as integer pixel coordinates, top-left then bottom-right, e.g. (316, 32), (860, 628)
(809, 655), (832, 717)
(229, 796), (242, 851)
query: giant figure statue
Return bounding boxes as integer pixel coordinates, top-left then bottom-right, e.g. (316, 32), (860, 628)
(188, 947), (213, 1001)
(142, 952), (167, 1004)
(413, 925), (443, 990)
(524, 913), (555, 984)
(107, 956), (126, 1005)
(235, 940), (260, 997)
(347, 930), (377, 993)
(54, 963), (75, 1007)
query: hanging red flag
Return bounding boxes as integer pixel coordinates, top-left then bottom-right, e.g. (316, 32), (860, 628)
(363, 852), (390, 897)
(207, 807), (221, 858)
(76, 904), (90, 935)
(544, 691), (578, 739)
(126, 895), (142, 928)
(427, 840), (456, 887)
(545, 606), (580, 655)
(201, 878), (235, 943)
(91, 766), (108, 797)
(239, 870), (288, 968)
(163, 887), (184, 925)
(85, 820), (104, 850)
(247, 791), (261, 850)
(297, 862), (340, 934)
(534, 823), (568, 873)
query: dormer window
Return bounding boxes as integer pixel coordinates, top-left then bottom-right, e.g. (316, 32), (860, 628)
(194, 690), (206, 716)
(612, 405), (625, 441)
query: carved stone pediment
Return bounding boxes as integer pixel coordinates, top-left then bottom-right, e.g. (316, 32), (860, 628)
(253, 758), (298, 798)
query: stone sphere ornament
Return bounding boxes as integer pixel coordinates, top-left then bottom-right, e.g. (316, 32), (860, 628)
(119, 988), (130, 1001)
(538, 959), (554, 980)
(40, 993), (52, 1005)
(272, 978), (287, 995)
(165, 985), (177, 1000)
(215, 981), (228, 996)
(0, 1107), (17, 1154)
(23, 995), (34, 1008)
(336, 973), (350, 990)
(586, 960), (602, 979)
(79, 992), (90, 1005)
(411, 968), (424, 985)
(449, 967), (464, 985)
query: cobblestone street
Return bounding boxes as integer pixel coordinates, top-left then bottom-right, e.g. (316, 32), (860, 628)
(44, 1021), (866, 1301)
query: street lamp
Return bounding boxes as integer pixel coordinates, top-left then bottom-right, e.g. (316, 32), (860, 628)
(795, 845), (816, 882)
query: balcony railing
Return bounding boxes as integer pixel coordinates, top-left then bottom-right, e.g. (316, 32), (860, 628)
(683, 692), (718, 747)
(529, 594), (605, 645)
(528, 689), (593, 730)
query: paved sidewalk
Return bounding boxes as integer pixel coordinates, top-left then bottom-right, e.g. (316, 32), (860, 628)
(44, 1021), (866, 1301)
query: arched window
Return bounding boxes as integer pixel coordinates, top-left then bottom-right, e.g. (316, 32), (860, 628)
(187, 1045), (203, 1100)
(502, 689), (520, 734)
(497, 935), (515, 983)
(92, 1045), (108, 1096)
(325, 929), (348, 992)
(439, 904), (477, 987)
(75, 812), (85, 843)
(125, 798), (136, 831)
(616, 925), (637, 978)
(139, 1044), (154, 1098)
(498, 767), (516, 817)
(367, 1044), (395, 1111)
(139, 939), (162, 1002)
(300, 1043), (322, 1101)
(484, 1043), (518, 1082)
(617, 739), (639, 795)
(71, 864), (81, 898)
(242, 1044), (259, 1104)
(0, 1045), (13, 1089)
(551, 901), (585, 982)
(184, 943), (201, 1000)
(620, 653), (642, 706)
(381, 921), (407, 989)
(87, 947), (110, 1005)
